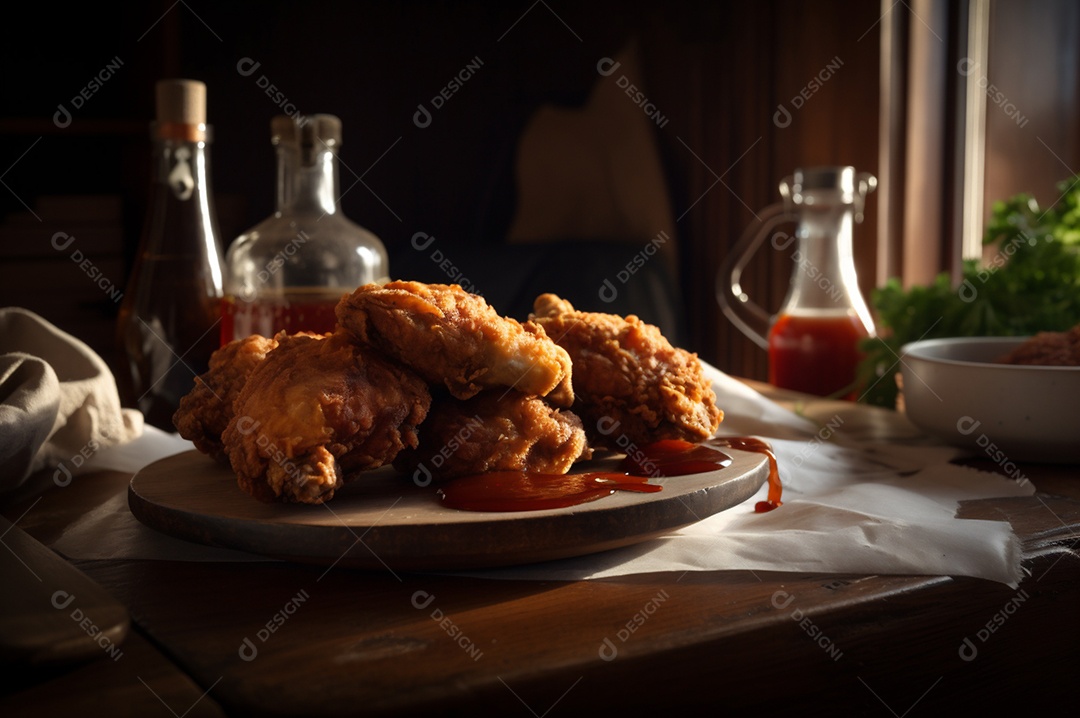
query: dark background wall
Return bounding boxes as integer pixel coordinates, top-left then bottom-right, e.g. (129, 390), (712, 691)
(0, 0), (892, 381)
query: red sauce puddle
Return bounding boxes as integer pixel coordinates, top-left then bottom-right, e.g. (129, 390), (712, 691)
(437, 436), (782, 513)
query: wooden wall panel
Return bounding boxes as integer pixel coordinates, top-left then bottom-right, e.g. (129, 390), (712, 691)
(1, 1), (886, 383)
(982, 0), (1080, 222)
(643, 1), (882, 379)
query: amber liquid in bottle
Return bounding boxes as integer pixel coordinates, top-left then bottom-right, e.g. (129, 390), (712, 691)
(221, 114), (387, 345)
(220, 287), (343, 343)
(116, 81), (225, 429)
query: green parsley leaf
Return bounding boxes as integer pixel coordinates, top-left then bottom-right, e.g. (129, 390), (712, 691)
(858, 174), (1080, 408)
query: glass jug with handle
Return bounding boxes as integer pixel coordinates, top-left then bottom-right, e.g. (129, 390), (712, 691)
(717, 166), (877, 399)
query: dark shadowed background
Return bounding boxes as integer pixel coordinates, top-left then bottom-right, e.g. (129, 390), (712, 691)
(2, 0), (1077, 383)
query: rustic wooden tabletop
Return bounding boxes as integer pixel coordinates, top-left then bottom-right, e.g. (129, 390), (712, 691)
(2, 386), (1078, 716)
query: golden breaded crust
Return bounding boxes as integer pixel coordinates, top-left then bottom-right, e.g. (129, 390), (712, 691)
(394, 390), (592, 481)
(221, 331), (431, 504)
(336, 281), (574, 406)
(532, 293), (722, 447)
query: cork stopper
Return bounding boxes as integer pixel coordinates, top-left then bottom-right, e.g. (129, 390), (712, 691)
(272, 115), (341, 144)
(153, 79), (210, 141)
(272, 114), (341, 165)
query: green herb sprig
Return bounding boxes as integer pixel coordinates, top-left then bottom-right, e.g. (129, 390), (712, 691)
(858, 174), (1080, 408)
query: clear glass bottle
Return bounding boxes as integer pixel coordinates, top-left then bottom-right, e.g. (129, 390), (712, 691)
(116, 79), (225, 429)
(718, 166), (877, 399)
(221, 114), (388, 343)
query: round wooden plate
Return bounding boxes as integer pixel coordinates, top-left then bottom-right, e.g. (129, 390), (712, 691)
(128, 449), (769, 571)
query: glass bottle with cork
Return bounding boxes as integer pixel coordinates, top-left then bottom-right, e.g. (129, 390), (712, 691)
(116, 78), (225, 429)
(221, 114), (388, 343)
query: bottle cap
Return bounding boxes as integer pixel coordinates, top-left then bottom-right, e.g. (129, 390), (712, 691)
(781, 165), (876, 216)
(154, 79), (209, 141)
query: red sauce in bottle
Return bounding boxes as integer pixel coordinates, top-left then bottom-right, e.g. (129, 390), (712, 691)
(220, 291), (341, 345)
(437, 436), (783, 513)
(768, 312), (870, 400)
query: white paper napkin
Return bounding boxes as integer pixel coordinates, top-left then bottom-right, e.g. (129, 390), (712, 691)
(43, 363), (1034, 585)
(48, 426), (265, 562)
(467, 437), (1028, 585)
(470, 364), (1028, 585)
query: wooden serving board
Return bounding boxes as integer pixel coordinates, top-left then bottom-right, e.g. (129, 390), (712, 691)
(128, 449), (769, 571)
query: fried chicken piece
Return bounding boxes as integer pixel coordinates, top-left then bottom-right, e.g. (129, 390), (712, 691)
(393, 390), (592, 482)
(221, 331), (431, 504)
(531, 293), (723, 448)
(998, 324), (1080, 366)
(335, 281), (574, 406)
(173, 334), (280, 465)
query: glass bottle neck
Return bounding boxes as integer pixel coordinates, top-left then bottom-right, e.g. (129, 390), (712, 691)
(150, 137), (211, 194)
(148, 122), (215, 201)
(276, 144), (339, 216)
(783, 203), (869, 317)
(143, 133), (224, 288)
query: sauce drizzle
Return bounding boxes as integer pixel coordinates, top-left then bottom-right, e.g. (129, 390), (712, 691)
(709, 437), (783, 513)
(436, 436), (782, 513)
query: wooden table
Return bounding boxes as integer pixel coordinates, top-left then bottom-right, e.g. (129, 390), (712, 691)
(2, 386), (1079, 716)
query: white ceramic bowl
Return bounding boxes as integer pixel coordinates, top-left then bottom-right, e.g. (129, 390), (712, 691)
(899, 337), (1080, 464)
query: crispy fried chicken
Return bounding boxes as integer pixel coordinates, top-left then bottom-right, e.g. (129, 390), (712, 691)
(173, 333), (281, 465)
(335, 281), (574, 406)
(531, 293), (723, 448)
(173, 282), (723, 506)
(221, 331), (431, 504)
(393, 390), (592, 482)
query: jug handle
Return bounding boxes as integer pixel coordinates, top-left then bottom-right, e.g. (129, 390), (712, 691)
(716, 203), (797, 349)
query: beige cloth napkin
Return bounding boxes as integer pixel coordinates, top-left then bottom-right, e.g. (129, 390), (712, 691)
(0, 308), (142, 490)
